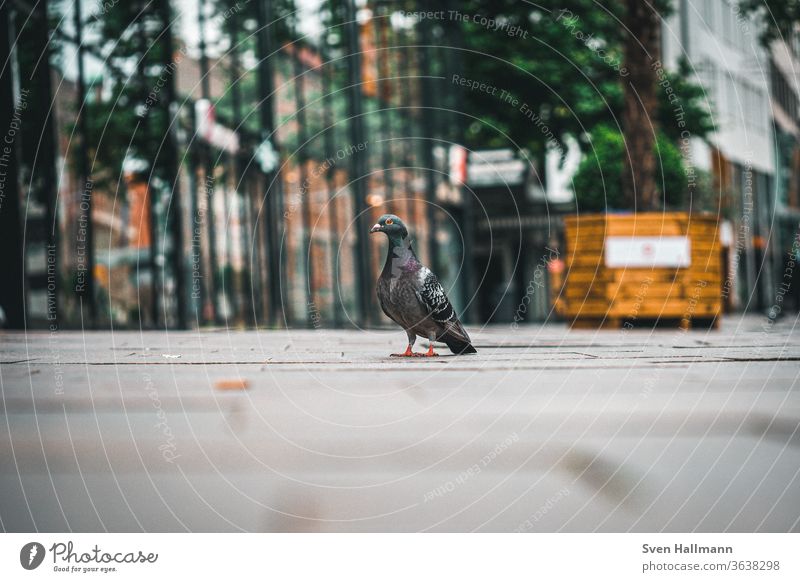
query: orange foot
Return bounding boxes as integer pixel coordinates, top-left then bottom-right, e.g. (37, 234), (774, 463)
(390, 344), (439, 358)
(422, 344), (439, 357)
(390, 345), (424, 357)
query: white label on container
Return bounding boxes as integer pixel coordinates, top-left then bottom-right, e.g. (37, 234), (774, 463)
(604, 236), (691, 268)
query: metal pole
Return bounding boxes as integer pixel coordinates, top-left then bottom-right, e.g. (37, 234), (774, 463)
(74, 0), (96, 325)
(187, 110), (204, 322)
(134, 19), (161, 328)
(293, 45), (316, 323)
(443, 0), (475, 323)
(197, 0), (221, 324)
(320, 38), (343, 327)
(198, 0), (211, 99)
(374, 3), (393, 206)
(398, 11), (415, 224)
(418, 7), (440, 273)
(344, 0), (373, 327)
(228, 9), (250, 325)
(159, 0), (187, 329)
(0, 2), (25, 328)
(10, 0), (60, 329)
(256, 0), (284, 326)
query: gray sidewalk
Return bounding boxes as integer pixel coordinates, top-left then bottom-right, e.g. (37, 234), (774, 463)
(1, 315), (798, 532)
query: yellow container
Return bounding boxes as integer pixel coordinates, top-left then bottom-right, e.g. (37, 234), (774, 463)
(562, 212), (722, 329)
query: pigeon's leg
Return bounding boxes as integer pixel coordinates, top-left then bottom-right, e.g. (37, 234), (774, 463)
(391, 331), (421, 357)
(423, 334), (439, 357)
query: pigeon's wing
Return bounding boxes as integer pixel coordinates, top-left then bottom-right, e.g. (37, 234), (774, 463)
(416, 270), (472, 344)
(416, 270), (454, 323)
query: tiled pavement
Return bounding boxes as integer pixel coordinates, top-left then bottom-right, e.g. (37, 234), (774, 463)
(1, 315), (798, 531)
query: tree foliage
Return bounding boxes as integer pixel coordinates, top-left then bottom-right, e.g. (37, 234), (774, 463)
(449, 1), (712, 162)
(81, 0), (175, 191)
(740, 0), (800, 44)
(572, 124), (686, 211)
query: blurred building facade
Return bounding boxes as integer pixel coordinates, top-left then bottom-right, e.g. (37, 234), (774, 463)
(769, 38), (800, 314)
(663, 0), (800, 315)
(4, 0), (449, 330)
(5, 0), (800, 331)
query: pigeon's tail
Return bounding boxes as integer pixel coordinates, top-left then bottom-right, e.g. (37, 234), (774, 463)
(441, 325), (477, 355)
(445, 338), (477, 354)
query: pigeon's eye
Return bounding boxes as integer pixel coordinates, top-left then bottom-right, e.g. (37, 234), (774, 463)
(385, 218), (394, 225)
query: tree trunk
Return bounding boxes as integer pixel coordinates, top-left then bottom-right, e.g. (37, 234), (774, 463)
(622, 0), (661, 211)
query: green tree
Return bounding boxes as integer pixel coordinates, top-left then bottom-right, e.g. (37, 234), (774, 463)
(449, 0), (711, 188)
(455, 0), (626, 160)
(740, 0), (800, 44)
(80, 0), (175, 190)
(572, 125), (686, 211)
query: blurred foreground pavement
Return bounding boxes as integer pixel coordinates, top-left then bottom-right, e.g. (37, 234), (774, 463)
(1, 315), (798, 532)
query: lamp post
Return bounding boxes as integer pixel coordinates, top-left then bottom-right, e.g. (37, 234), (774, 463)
(343, 0), (374, 326)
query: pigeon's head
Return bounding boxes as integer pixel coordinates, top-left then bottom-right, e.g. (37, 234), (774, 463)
(370, 214), (408, 238)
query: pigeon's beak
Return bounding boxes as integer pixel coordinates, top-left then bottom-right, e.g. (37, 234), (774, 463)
(370, 223), (382, 234)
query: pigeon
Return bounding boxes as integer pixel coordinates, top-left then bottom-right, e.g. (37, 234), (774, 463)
(370, 214), (477, 357)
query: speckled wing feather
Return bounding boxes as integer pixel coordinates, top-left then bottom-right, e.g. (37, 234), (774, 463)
(416, 269), (475, 353)
(417, 270), (456, 324)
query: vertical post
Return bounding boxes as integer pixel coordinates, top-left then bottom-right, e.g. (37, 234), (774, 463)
(0, 2), (25, 328)
(344, 0), (373, 326)
(256, 0), (284, 326)
(74, 0), (96, 325)
(134, 20), (160, 328)
(12, 0), (60, 329)
(159, 0), (187, 329)
(228, 8), (250, 325)
(197, 0), (211, 99)
(418, 10), (440, 274)
(374, 3), (393, 206)
(398, 14), (415, 222)
(320, 36), (343, 327)
(187, 110), (204, 322)
(443, 0), (474, 323)
(197, 0), (221, 324)
(293, 46), (315, 322)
